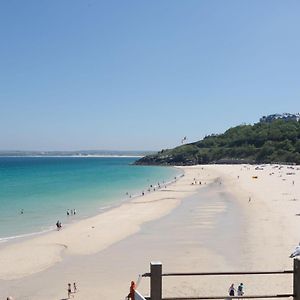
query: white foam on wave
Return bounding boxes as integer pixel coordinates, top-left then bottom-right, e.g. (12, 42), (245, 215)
(0, 227), (54, 243)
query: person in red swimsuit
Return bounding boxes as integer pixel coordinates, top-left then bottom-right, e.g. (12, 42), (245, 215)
(127, 281), (136, 300)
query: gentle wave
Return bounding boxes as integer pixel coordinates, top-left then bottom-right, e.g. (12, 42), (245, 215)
(0, 227), (55, 243)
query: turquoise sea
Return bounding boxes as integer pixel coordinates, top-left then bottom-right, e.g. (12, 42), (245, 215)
(0, 157), (180, 241)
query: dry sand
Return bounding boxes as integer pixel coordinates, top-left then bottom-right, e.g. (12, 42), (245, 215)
(0, 164), (299, 299)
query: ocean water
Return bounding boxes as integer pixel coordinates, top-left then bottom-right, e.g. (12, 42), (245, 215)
(0, 157), (180, 241)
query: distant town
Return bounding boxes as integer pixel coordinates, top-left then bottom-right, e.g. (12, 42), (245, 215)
(260, 113), (300, 123)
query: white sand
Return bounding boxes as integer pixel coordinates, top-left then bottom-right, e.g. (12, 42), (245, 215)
(0, 164), (299, 299)
(207, 164), (300, 269)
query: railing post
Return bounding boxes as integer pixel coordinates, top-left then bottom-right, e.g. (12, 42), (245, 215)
(150, 261), (162, 300)
(294, 259), (300, 300)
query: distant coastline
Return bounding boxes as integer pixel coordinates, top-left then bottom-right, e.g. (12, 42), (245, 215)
(0, 150), (152, 157)
(0, 155), (145, 158)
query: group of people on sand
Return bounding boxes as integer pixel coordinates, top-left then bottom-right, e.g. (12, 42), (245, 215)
(67, 282), (77, 298)
(125, 175), (185, 200)
(126, 180), (170, 199)
(191, 177), (205, 185)
(229, 283), (244, 297)
(144, 181), (165, 194)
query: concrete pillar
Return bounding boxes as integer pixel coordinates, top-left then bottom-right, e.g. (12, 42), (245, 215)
(150, 262), (162, 300)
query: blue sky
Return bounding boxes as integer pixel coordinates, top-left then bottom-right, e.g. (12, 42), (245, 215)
(0, 0), (299, 151)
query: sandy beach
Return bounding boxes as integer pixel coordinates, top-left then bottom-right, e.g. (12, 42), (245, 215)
(0, 164), (299, 299)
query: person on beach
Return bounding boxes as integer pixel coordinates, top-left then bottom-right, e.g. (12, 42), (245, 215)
(74, 209), (76, 215)
(127, 281), (136, 300)
(228, 283), (235, 296)
(237, 283), (244, 297)
(67, 283), (72, 298)
(67, 209), (70, 216)
(73, 282), (77, 293)
(56, 220), (62, 230)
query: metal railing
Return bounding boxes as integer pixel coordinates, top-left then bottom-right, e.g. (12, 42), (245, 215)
(137, 260), (300, 300)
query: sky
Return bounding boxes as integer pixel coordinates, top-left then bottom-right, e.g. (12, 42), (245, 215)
(0, 0), (299, 151)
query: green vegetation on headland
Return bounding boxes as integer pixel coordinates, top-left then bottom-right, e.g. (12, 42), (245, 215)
(136, 117), (300, 165)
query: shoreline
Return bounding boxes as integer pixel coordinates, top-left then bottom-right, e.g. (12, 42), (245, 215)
(0, 163), (182, 244)
(0, 164), (299, 299)
(0, 167), (192, 280)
